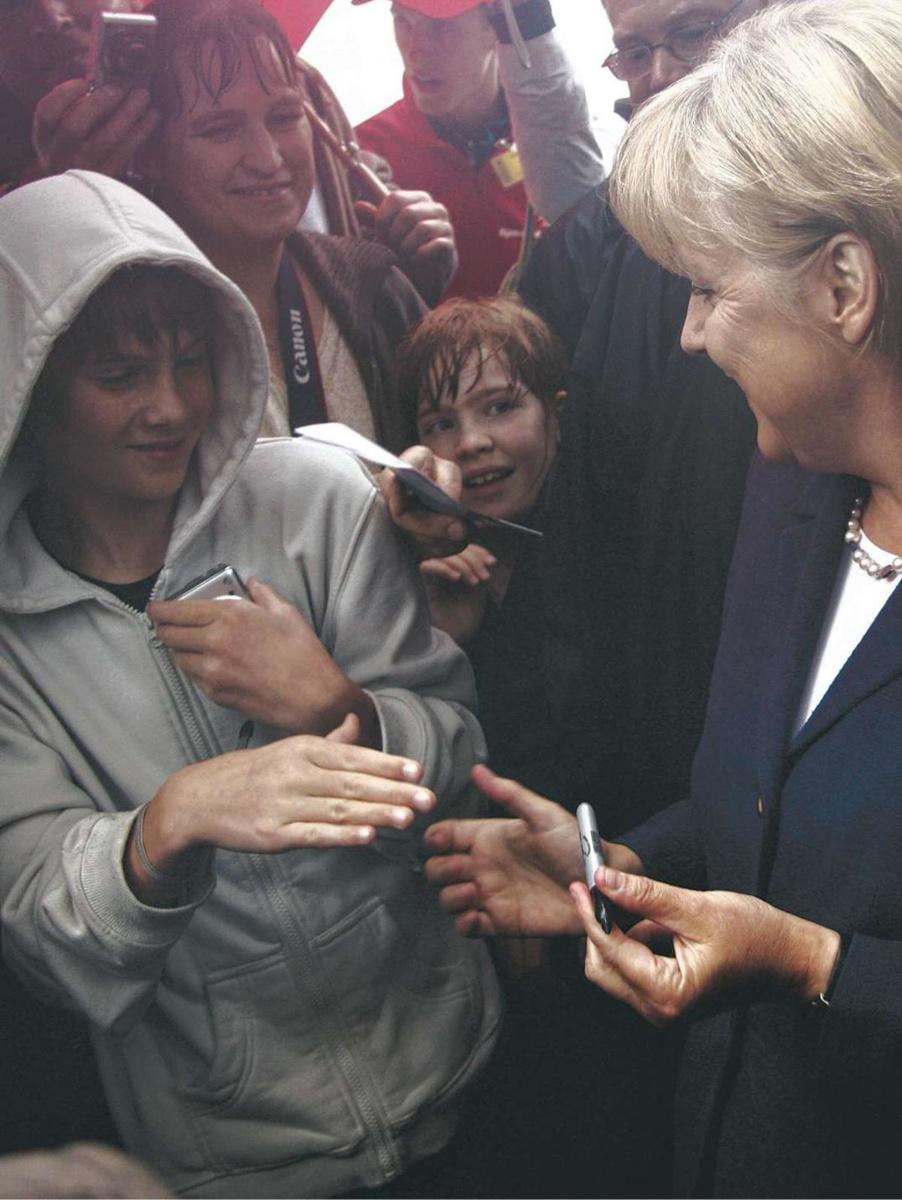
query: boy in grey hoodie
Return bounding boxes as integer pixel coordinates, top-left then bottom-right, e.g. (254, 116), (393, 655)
(0, 169), (498, 1198)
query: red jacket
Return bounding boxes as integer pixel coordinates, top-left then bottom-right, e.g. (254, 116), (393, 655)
(356, 82), (534, 298)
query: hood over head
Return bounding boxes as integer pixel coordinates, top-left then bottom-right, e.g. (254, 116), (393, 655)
(0, 170), (269, 578)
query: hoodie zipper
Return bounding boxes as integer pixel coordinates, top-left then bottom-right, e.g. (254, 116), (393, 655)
(249, 852), (403, 1181)
(143, 614), (217, 761)
(137, 596), (401, 1178)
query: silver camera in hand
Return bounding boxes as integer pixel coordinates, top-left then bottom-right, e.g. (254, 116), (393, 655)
(89, 12), (158, 91)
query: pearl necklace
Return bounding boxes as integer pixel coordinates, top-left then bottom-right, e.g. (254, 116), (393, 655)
(845, 497), (902, 580)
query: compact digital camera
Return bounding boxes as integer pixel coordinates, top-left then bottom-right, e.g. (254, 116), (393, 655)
(88, 12), (158, 91)
(168, 565), (251, 604)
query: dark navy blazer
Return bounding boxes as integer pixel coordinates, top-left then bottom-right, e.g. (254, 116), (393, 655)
(628, 454), (902, 1198)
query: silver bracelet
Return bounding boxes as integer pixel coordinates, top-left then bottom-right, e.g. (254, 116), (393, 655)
(808, 934), (850, 1010)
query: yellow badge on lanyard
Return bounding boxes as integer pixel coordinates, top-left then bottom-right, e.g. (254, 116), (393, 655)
(490, 144), (524, 188)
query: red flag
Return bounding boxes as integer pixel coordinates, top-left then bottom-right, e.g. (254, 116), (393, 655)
(259, 0), (333, 48)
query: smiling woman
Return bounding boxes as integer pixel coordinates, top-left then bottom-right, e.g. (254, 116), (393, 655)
(141, 0), (425, 451)
(418, 2), (902, 1196)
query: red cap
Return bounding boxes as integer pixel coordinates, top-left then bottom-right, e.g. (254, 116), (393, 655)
(352, 0), (486, 16)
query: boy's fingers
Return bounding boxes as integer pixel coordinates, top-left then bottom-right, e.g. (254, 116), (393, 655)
(435, 881), (481, 914)
(422, 817), (484, 854)
(471, 764), (564, 832)
(423, 851), (478, 887)
(245, 577), (290, 613)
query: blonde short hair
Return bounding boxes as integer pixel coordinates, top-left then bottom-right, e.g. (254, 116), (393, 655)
(609, 0), (902, 364)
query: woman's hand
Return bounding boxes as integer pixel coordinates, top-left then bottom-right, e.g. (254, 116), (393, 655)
(148, 578), (377, 744)
(126, 715), (433, 905)
(356, 190), (458, 306)
(376, 446), (470, 558)
(570, 866), (843, 1026)
(420, 544), (497, 644)
(423, 765), (640, 937)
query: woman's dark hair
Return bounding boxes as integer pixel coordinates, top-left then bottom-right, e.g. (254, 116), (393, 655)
(147, 0), (301, 119)
(397, 296), (568, 423)
(31, 265), (216, 407)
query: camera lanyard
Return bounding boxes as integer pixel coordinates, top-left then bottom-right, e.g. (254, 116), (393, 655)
(277, 252), (327, 432)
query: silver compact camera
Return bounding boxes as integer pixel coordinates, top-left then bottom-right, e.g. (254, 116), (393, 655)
(89, 12), (158, 90)
(168, 565), (251, 604)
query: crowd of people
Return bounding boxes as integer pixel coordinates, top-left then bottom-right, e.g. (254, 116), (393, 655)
(1, 0), (902, 1197)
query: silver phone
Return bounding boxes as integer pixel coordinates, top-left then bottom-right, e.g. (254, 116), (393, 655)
(576, 802), (613, 933)
(168, 565), (250, 603)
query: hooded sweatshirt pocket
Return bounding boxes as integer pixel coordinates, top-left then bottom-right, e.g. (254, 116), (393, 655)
(170, 951), (367, 1173)
(312, 895), (488, 1124)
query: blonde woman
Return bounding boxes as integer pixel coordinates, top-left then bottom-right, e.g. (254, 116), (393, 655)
(422, 2), (902, 1195)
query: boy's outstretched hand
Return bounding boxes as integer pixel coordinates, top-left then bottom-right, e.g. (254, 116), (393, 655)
(424, 766), (581, 937)
(424, 766), (645, 937)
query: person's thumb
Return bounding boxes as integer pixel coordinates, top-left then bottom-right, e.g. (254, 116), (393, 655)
(326, 712), (360, 744)
(246, 576), (288, 612)
(354, 199), (377, 229)
(593, 866), (693, 931)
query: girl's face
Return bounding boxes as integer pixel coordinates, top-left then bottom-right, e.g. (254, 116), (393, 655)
(150, 37), (313, 257)
(417, 350), (562, 521)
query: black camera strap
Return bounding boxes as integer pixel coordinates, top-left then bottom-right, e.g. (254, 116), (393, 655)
(277, 252), (327, 431)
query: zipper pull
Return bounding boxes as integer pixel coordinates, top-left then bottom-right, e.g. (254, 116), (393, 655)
(236, 720), (254, 750)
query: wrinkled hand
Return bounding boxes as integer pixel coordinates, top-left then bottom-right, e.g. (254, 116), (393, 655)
(570, 867), (842, 1027)
(33, 79), (159, 179)
(377, 445), (470, 558)
(419, 544), (497, 644)
(423, 765), (586, 936)
(356, 189), (457, 305)
(148, 577), (374, 739)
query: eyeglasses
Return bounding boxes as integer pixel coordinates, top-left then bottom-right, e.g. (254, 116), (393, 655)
(603, 0), (746, 81)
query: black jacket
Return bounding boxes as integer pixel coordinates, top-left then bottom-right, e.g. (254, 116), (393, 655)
(628, 455), (902, 1198)
(486, 183), (757, 835)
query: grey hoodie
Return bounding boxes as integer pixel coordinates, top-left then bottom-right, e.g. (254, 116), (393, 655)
(0, 172), (499, 1198)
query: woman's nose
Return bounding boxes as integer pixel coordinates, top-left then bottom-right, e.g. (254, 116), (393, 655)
(242, 126), (283, 173)
(681, 295), (709, 356)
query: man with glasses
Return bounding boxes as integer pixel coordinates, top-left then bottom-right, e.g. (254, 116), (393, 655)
(603, 0), (750, 112)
